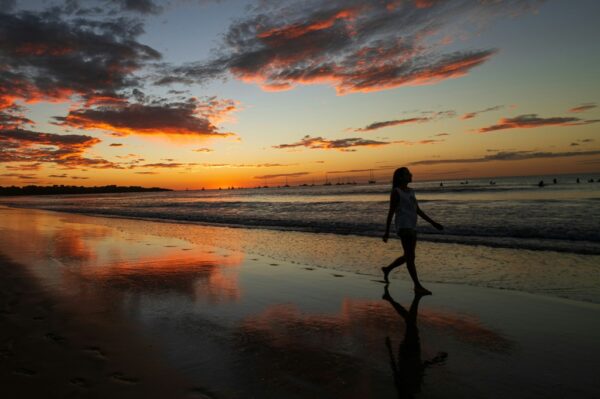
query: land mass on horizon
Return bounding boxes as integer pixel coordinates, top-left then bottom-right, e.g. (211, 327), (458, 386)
(0, 185), (172, 196)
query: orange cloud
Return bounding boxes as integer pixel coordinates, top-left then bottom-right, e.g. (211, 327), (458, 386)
(257, 8), (360, 41)
(55, 99), (237, 139)
(156, 1), (540, 94)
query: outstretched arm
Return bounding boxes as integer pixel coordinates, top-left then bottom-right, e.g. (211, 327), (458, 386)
(383, 190), (399, 242)
(417, 206), (443, 230)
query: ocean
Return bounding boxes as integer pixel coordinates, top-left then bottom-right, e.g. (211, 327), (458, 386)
(1, 173), (599, 255)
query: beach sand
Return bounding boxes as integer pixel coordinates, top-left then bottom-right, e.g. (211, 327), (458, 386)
(1, 207), (599, 398)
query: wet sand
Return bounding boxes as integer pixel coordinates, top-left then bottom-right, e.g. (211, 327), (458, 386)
(1, 207), (599, 398)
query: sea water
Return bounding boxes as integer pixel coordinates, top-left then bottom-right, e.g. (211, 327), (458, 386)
(2, 173), (599, 255)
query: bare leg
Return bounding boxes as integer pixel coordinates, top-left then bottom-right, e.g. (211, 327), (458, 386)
(400, 233), (431, 295)
(382, 256), (406, 283)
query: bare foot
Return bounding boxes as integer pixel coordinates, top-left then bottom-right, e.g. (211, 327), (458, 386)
(414, 286), (432, 296)
(381, 266), (390, 283)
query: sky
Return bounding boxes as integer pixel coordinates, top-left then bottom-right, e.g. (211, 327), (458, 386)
(1, 0), (599, 189)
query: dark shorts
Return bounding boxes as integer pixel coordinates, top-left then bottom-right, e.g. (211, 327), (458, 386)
(397, 228), (417, 240)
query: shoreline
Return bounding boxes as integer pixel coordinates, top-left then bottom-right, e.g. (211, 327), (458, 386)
(1, 206), (598, 304)
(1, 207), (599, 398)
(1, 204), (598, 256)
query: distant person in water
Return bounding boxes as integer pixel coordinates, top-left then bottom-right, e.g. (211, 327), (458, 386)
(382, 167), (443, 294)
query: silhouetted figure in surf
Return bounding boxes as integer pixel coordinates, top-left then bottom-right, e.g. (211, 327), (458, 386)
(553, 178), (557, 184)
(538, 180), (545, 187)
(577, 178), (580, 183)
(382, 167), (443, 295)
(383, 285), (447, 398)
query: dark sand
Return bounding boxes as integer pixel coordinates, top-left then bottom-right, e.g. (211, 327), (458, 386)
(1, 207), (599, 398)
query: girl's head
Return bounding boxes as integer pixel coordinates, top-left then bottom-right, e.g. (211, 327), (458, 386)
(392, 167), (412, 188)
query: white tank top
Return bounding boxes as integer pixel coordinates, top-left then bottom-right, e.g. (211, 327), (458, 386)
(394, 187), (418, 231)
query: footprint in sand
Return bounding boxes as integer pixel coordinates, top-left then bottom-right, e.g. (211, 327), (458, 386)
(251, 258), (259, 261)
(70, 377), (89, 388)
(304, 267), (314, 271)
(14, 368), (37, 377)
(269, 263), (279, 267)
(45, 332), (67, 343)
(110, 372), (139, 385)
(83, 346), (107, 360)
(332, 274), (345, 278)
(188, 387), (217, 399)
(0, 348), (13, 358)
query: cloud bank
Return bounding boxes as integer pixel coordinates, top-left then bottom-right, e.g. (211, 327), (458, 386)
(157, 0), (540, 94)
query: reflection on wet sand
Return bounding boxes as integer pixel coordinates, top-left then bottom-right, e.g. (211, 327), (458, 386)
(230, 293), (511, 398)
(0, 208), (528, 398)
(0, 207), (244, 305)
(382, 285), (448, 398)
(74, 255), (242, 303)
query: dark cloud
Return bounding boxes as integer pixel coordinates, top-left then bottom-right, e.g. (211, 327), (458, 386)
(0, 106), (35, 128)
(134, 171), (158, 174)
(254, 172), (310, 179)
(109, 143), (123, 146)
(571, 138), (595, 146)
(54, 97), (237, 138)
(355, 117), (429, 132)
(477, 114), (600, 133)
(0, 172), (37, 180)
(409, 150), (600, 166)
(0, 8), (161, 111)
(326, 168), (371, 174)
(0, 128), (118, 169)
(414, 139), (443, 145)
(108, 0), (163, 14)
(197, 162), (296, 168)
(569, 103), (597, 113)
(139, 162), (186, 168)
(435, 132), (449, 136)
(273, 135), (392, 151)
(157, 0), (539, 93)
(461, 105), (503, 120)
(273, 135), (443, 151)
(193, 147), (213, 152)
(0, 0), (16, 12)
(4, 162), (42, 171)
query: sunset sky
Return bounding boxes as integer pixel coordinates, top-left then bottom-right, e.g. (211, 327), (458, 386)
(1, 0), (599, 189)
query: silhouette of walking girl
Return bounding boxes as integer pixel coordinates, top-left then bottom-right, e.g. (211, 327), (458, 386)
(382, 167), (443, 294)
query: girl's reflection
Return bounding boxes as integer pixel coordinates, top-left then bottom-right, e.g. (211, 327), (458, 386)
(382, 285), (448, 398)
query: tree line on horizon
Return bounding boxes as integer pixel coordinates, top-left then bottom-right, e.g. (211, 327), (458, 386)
(0, 185), (172, 196)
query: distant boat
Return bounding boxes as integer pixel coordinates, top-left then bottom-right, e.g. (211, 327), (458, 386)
(324, 173), (332, 186)
(368, 169), (376, 184)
